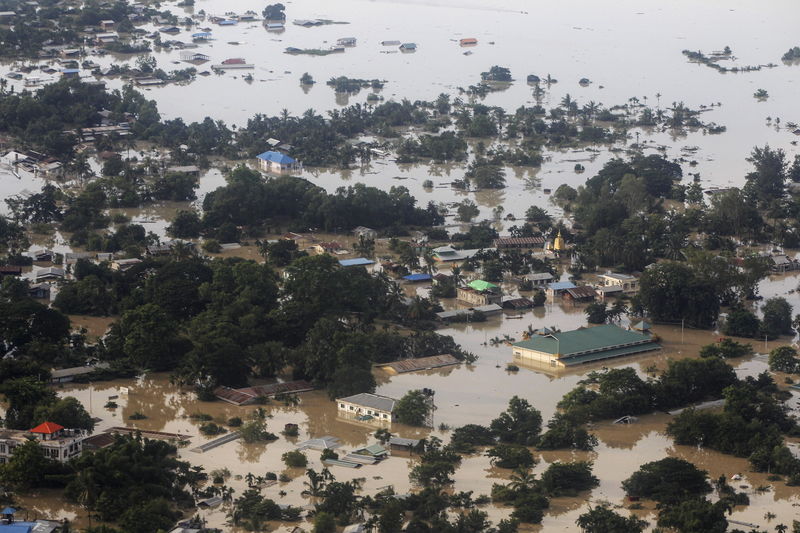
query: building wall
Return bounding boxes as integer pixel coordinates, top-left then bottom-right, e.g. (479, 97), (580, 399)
(457, 288), (501, 306)
(337, 400), (393, 422)
(512, 347), (563, 368)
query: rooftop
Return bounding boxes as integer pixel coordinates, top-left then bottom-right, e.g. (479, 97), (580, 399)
(30, 421), (64, 434)
(467, 279), (499, 292)
(337, 393), (396, 412)
(601, 272), (637, 281)
(512, 324), (660, 365)
(339, 258), (375, 267)
(257, 151), (296, 164)
(547, 281), (576, 291)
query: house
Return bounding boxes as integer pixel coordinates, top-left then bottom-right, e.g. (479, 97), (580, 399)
(28, 282), (51, 299)
(388, 436), (421, 452)
(312, 242), (341, 255)
(431, 245), (487, 262)
(545, 280), (576, 299)
(0, 422), (86, 464)
(399, 43), (417, 51)
(563, 285), (598, 303)
(337, 37), (357, 46)
(457, 279), (502, 306)
(525, 272), (554, 287)
(502, 296), (534, 310)
(336, 393), (396, 422)
(0, 266), (22, 278)
(770, 254), (798, 273)
(511, 324), (661, 368)
(339, 258), (375, 268)
(35, 267), (65, 281)
(436, 303), (502, 321)
(64, 252), (93, 265)
(61, 68), (80, 78)
(50, 362), (109, 384)
(595, 285), (623, 300)
(111, 257), (143, 271)
(352, 226), (377, 240)
(403, 273), (432, 282)
(256, 151), (301, 174)
(599, 273), (639, 294)
(99, 19), (115, 30)
(493, 236), (545, 249)
(95, 32), (119, 44)
(166, 165), (201, 176)
(459, 38), (478, 46)
(146, 240), (193, 256)
(29, 249), (54, 262)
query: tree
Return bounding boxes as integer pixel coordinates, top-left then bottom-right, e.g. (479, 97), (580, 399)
(638, 262), (719, 328)
(722, 306), (761, 338)
(761, 297), (793, 339)
(622, 458), (711, 503)
(167, 210), (202, 238)
(584, 302), (607, 324)
(576, 505), (648, 533)
(540, 461), (599, 496)
(0, 377), (57, 429)
(490, 396), (542, 445)
(394, 390), (431, 426)
(282, 450), (308, 468)
(698, 338), (752, 359)
(0, 439), (67, 490)
(745, 145), (787, 203)
(487, 445), (535, 469)
(107, 303), (184, 371)
(456, 200), (480, 222)
(768, 346), (800, 373)
(32, 397), (94, 431)
(656, 498), (728, 533)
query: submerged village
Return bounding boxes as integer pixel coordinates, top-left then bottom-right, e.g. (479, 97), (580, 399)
(3, 0), (800, 533)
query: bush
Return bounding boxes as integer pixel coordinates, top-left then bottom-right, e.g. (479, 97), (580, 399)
(282, 450), (308, 468)
(199, 423), (226, 436)
(769, 346), (800, 373)
(540, 461), (599, 496)
(622, 458), (711, 503)
(202, 239), (222, 253)
(394, 390), (431, 426)
(487, 444), (535, 469)
(227, 417), (243, 427)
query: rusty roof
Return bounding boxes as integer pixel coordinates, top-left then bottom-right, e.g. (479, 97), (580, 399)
(377, 354), (460, 374)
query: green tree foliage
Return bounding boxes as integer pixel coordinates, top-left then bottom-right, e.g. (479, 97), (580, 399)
(537, 413), (597, 451)
(539, 461), (599, 496)
(637, 261), (720, 328)
(490, 396), (542, 445)
(0, 377), (57, 429)
(769, 345), (800, 373)
(656, 498), (728, 533)
(64, 436), (197, 524)
(487, 445), (535, 469)
(0, 440), (70, 490)
(449, 424), (496, 453)
(699, 338), (752, 359)
(576, 505), (648, 533)
(394, 390), (431, 426)
(722, 305), (761, 337)
(621, 458), (711, 503)
(409, 443), (462, 487)
(167, 210), (202, 238)
(744, 145), (788, 203)
(761, 297), (793, 339)
(282, 450), (308, 468)
(32, 397), (94, 431)
(106, 303), (185, 371)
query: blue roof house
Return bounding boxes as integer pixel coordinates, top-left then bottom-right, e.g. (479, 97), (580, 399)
(256, 151), (301, 174)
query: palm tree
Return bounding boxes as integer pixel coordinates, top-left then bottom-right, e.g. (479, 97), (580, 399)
(171, 241), (195, 260)
(450, 265), (464, 287)
(508, 468), (537, 492)
(301, 468), (327, 497)
(421, 247), (438, 275)
(245, 472), (255, 487)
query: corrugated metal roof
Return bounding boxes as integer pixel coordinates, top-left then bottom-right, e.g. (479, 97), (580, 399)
(512, 324), (659, 359)
(547, 281), (576, 291)
(257, 151), (296, 164)
(377, 354), (460, 374)
(339, 258), (375, 267)
(337, 393), (396, 412)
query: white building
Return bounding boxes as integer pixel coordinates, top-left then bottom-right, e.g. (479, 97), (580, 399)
(599, 273), (639, 294)
(336, 393), (396, 423)
(0, 422), (86, 464)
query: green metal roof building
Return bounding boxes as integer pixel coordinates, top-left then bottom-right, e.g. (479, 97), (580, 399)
(511, 324), (660, 368)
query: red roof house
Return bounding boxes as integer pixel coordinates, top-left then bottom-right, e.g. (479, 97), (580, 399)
(30, 421), (65, 435)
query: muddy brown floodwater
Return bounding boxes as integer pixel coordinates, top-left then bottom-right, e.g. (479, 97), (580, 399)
(10, 275), (799, 531)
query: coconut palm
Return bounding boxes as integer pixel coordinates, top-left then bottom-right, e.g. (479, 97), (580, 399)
(508, 468), (537, 492)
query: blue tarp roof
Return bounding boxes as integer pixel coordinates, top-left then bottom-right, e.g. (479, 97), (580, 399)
(547, 281), (576, 290)
(0, 524), (34, 533)
(339, 258), (375, 267)
(2, 508), (17, 514)
(61, 69), (79, 73)
(192, 32), (211, 37)
(403, 273), (432, 281)
(257, 151), (296, 164)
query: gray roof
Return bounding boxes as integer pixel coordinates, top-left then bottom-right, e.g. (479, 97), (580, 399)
(601, 272), (636, 281)
(436, 303), (503, 319)
(337, 393), (396, 412)
(772, 255), (791, 265)
(35, 267), (65, 279)
(389, 436), (420, 447)
(527, 272), (554, 281)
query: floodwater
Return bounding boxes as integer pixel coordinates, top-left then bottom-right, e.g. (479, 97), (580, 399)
(4, 0), (800, 529)
(10, 301), (799, 531)
(3, 0), (800, 224)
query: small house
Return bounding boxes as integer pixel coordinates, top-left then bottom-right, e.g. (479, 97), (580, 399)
(599, 273), (639, 294)
(459, 38), (478, 46)
(26, 422), (85, 463)
(99, 19), (115, 30)
(29, 249), (54, 262)
(337, 37), (357, 46)
(339, 258), (375, 268)
(545, 280), (576, 299)
(111, 258), (142, 271)
(64, 252), (94, 265)
(388, 436), (421, 452)
(0, 266), (22, 278)
(457, 279), (501, 306)
(352, 226), (377, 240)
(525, 272), (553, 287)
(564, 285), (598, 303)
(95, 32), (119, 44)
(312, 242), (341, 255)
(28, 282), (51, 299)
(770, 254), (798, 273)
(493, 236), (545, 249)
(256, 151), (301, 174)
(399, 43), (417, 51)
(336, 393), (396, 422)
(35, 267), (65, 281)
(61, 69), (80, 78)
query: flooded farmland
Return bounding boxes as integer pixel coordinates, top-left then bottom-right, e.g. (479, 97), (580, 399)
(2, 0), (800, 531)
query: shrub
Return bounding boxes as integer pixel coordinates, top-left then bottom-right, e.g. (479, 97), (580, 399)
(282, 450), (308, 468)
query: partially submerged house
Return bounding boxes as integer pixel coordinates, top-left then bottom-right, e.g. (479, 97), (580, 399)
(545, 280), (576, 299)
(256, 151), (301, 174)
(493, 236), (545, 250)
(35, 267), (65, 281)
(336, 393), (396, 422)
(312, 242), (342, 255)
(511, 324), (660, 369)
(563, 285), (598, 303)
(0, 422), (86, 464)
(770, 254), (799, 273)
(599, 273), (639, 294)
(525, 272), (554, 287)
(457, 279), (502, 306)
